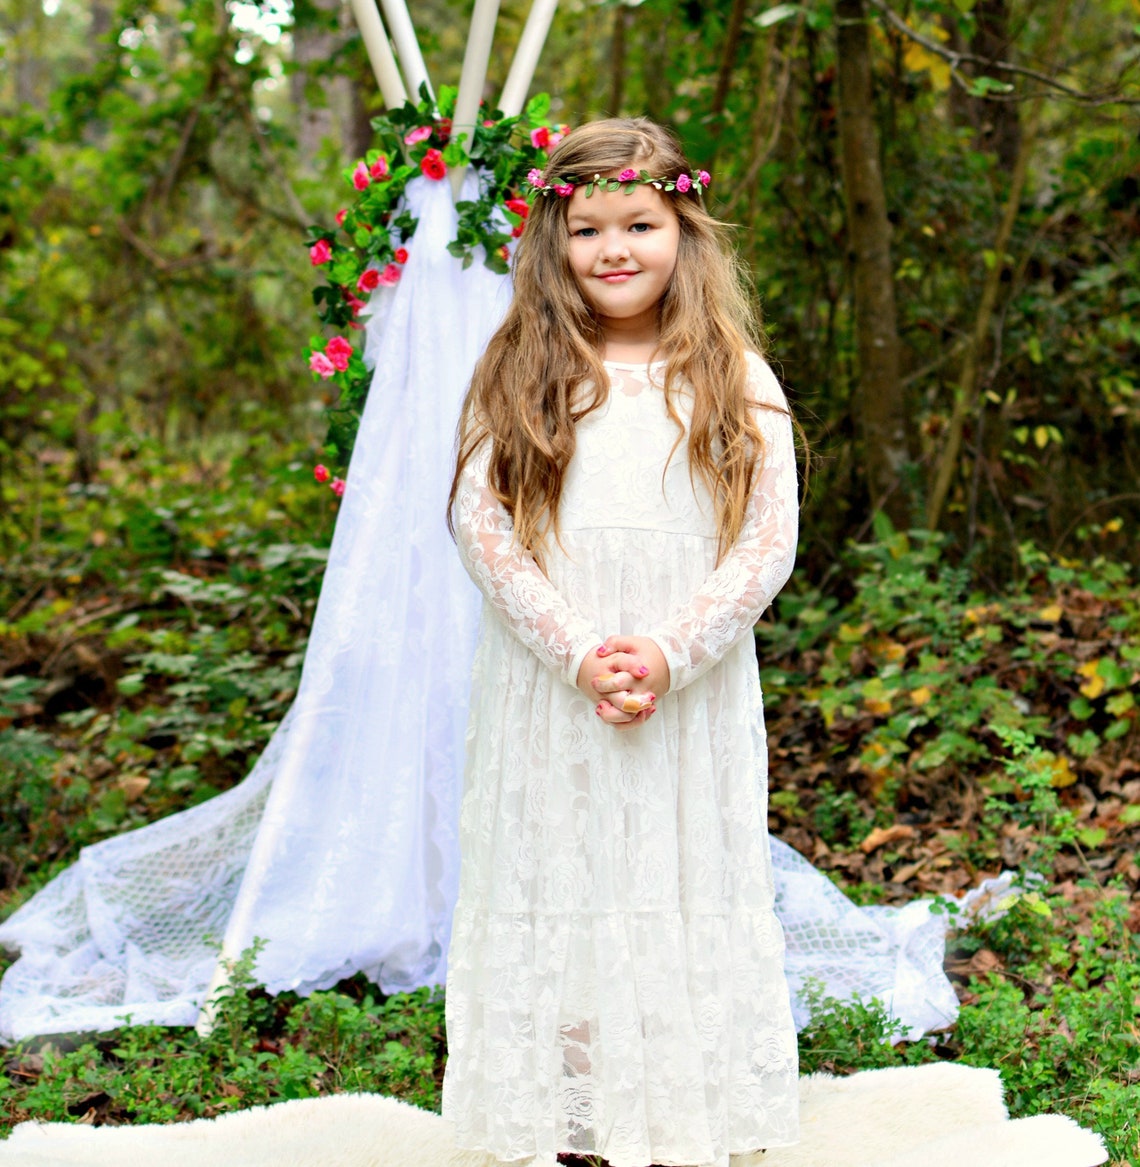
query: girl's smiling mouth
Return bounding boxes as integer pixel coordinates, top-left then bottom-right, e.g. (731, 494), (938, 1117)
(597, 270), (639, 282)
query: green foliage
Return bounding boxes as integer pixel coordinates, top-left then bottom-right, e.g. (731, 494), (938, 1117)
(760, 527), (1138, 868)
(0, 948), (446, 1131)
(796, 882), (1140, 1164)
(0, 435), (332, 894)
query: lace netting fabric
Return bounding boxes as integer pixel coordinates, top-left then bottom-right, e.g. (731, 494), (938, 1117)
(1, 177), (963, 1049)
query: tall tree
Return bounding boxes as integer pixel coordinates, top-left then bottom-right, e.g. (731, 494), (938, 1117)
(835, 0), (910, 527)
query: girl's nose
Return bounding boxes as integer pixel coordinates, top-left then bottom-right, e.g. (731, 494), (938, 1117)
(600, 230), (630, 261)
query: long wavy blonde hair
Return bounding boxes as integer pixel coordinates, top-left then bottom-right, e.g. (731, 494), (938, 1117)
(448, 117), (785, 564)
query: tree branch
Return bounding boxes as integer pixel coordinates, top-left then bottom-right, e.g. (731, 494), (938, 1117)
(866, 0), (1140, 106)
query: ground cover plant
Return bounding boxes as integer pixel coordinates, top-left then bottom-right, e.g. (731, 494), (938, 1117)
(1, 441), (1137, 1163)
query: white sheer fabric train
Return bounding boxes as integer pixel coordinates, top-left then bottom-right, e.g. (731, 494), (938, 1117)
(0, 177), (958, 1044)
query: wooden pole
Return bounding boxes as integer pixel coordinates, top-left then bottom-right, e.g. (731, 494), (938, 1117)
(500, 0), (560, 117)
(347, 0), (407, 109)
(378, 0), (433, 102)
(450, 0), (502, 197)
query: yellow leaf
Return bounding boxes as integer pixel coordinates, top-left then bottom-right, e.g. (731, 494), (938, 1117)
(910, 686), (933, 707)
(1037, 604), (1062, 623)
(902, 40), (951, 89)
(1080, 673), (1106, 700)
(1033, 425), (1050, 449)
(1048, 756), (1077, 789)
(865, 698), (892, 716)
(1076, 659), (1100, 677)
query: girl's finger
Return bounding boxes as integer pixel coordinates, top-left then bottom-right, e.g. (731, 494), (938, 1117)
(591, 670), (635, 693)
(614, 704), (656, 731)
(596, 699), (636, 725)
(598, 651), (648, 679)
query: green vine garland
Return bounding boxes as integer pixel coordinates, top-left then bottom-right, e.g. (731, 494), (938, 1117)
(304, 88), (563, 490)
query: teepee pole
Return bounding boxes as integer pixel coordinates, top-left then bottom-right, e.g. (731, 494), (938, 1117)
(378, 0), (433, 102)
(499, 0), (559, 117)
(348, 0), (408, 108)
(450, 0), (501, 197)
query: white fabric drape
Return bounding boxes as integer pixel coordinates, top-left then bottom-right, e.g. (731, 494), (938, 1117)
(0, 178), (960, 1045)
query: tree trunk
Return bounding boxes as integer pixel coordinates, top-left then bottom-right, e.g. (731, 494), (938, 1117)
(835, 0), (910, 527)
(925, 0), (1070, 530)
(291, 0), (370, 168)
(608, 4), (629, 117)
(971, 0), (1021, 170)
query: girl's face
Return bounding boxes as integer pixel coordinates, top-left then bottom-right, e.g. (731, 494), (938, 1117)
(565, 181), (680, 341)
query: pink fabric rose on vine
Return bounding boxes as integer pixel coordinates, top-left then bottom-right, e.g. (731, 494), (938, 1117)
(309, 351), (335, 378)
(325, 336), (353, 371)
(421, 149), (447, 181)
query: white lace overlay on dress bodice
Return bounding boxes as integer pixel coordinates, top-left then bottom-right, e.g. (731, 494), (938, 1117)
(453, 353), (798, 696)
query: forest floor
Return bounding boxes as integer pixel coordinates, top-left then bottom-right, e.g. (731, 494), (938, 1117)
(1, 441), (1138, 1163)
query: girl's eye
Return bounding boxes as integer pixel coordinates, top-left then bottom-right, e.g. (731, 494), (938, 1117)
(573, 227), (598, 238)
(630, 223), (651, 233)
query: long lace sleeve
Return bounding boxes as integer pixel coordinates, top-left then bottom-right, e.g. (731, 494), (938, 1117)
(454, 443), (603, 687)
(648, 356), (799, 693)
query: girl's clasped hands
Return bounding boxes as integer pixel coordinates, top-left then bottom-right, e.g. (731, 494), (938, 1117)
(576, 634), (669, 730)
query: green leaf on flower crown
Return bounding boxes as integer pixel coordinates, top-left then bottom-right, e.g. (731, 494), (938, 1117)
(352, 229), (371, 248)
(584, 183), (594, 197)
(438, 84), (458, 118)
(665, 183), (675, 191)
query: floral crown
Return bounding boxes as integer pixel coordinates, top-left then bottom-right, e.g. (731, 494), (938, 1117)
(523, 166), (711, 200)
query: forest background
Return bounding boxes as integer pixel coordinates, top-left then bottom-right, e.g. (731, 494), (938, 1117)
(1, 0), (1139, 1162)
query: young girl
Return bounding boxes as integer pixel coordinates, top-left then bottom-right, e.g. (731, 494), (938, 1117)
(444, 118), (800, 1167)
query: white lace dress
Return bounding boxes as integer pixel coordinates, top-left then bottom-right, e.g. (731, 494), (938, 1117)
(443, 352), (801, 1167)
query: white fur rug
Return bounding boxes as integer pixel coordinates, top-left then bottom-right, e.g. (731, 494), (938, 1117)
(0, 1063), (1107, 1167)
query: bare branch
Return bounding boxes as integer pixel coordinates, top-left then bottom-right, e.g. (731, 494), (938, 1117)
(866, 0), (1140, 106)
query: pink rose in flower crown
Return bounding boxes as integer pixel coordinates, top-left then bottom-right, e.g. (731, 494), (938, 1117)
(369, 155), (389, 180)
(553, 183), (575, 198)
(505, 198), (530, 218)
(344, 289), (366, 315)
(526, 168), (545, 188)
(325, 336), (353, 371)
(529, 126), (550, 149)
(394, 247), (409, 264)
(357, 268), (381, 292)
(404, 126), (432, 145)
(313, 464), (330, 483)
(351, 161), (370, 191)
(618, 169), (639, 183)
(420, 149), (446, 181)
(548, 130), (565, 148)
(330, 478), (346, 497)
(377, 263), (401, 286)
(675, 173), (692, 193)
(698, 170), (711, 187)
(309, 351), (336, 378)
(309, 239), (332, 266)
